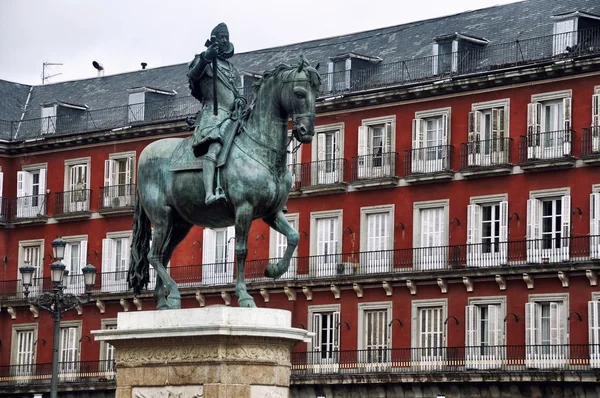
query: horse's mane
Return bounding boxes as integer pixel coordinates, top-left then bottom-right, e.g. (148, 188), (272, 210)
(239, 58), (321, 123)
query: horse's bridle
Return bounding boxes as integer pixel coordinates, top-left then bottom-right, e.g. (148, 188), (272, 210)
(281, 70), (314, 154)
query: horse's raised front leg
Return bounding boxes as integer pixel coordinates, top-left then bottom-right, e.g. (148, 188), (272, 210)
(263, 211), (299, 279)
(235, 203), (256, 308)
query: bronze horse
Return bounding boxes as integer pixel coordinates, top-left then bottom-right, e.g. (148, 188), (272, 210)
(128, 59), (321, 309)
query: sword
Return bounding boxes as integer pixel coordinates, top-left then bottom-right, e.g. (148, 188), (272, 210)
(205, 36), (218, 116)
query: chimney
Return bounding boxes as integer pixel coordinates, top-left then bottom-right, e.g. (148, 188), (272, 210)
(141, 62), (147, 70)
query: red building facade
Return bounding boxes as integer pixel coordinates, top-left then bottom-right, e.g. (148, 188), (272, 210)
(1, 0), (600, 396)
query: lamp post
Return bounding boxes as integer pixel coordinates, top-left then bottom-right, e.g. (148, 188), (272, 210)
(19, 237), (96, 398)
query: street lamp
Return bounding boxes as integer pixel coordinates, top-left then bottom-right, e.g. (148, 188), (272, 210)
(19, 237), (96, 398)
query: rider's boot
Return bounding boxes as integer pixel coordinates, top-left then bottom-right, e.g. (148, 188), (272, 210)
(204, 155), (225, 205)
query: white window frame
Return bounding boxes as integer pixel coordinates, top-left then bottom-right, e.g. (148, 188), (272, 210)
(526, 293), (569, 369)
(590, 185), (600, 258)
(312, 123), (344, 185)
(358, 301), (392, 369)
(41, 105), (57, 135)
(307, 304), (341, 372)
(552, 18), (578, 55)
(59, 320), (82, 375)
(310, 209), (343, 277)
(327, 58), (351, 92)
(468, 99), (510, 166)
(268, 212), (299, 280)
(527, 188), (570, 263)
(17, 239), (44, 296)
(432, 40), (458, 74)
(411, 108), (451, 173)
(527, 91), (572, 159)
(62, 235), (88, 294)
(465, 296), (506, 369)
(63, 157), (91, 213)
(411, 299), (447, 369)
(101, 231), (132, 293)
(17, 163), (47, 218)
(357, 115), (396, 179)
(103, 151), (136, 208)
(359, 205), (394, 274)
(10, 323), (38, 373)
(467, 194), (509, 267)
(590, 292), (600, 368)
(202, 226), (235, 285)
(127, 90), (145, 123)
(99, 319), (117, 373)
(413, 200), (449, 270)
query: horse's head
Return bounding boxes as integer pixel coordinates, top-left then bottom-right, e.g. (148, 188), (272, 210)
(280, 58), (321, 143)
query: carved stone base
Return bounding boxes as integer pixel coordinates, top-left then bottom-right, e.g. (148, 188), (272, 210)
(93, 306), (310, 398)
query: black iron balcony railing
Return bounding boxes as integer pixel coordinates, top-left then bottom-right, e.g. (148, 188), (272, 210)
(460, 138), (512, 169)
(291, 344), (600, 376)
(519, 130), (574, 163)
(0, 360), (115, 385)
(2, 235), (598, 300)
(99, 184), (136, 211)
(10, 194), (47, 221)
(404, 145), (453, 175)
(581, 126), (600, 158)
(54, 189), (92, 216)
(292, 158), (347, 187)
(351, 152), (399, 181)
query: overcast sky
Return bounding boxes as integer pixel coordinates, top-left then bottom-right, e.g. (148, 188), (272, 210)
(0, 0), (521, 85)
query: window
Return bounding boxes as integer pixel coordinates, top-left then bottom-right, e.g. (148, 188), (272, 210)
(100, 320), (117, 373)
(59, 322), (81, 375)
(591, 191), (600, 258)
(525, 294), (568, 369)
(202, 226), (235, 285)
(18, 240), (43, 296)
(327, 58), (351, 92)
(268, 213), (299, 280)
(467, 197), (508, 267)
(412, 299), (447, 370)
(467, 100), (509, 166)
(102, 232), (132, 292)
(358, 302), (391, 369)
(527, 92), (572, 160)
(357, 117), (395, 179)
(103, 152), (135, 208)
(313, 125), (342, 185)
(360, 205), (394, 273)
(63, 236), (88, 294)
(310, 210), (342, 277)
(527, 189), (570, 263)
(553, 19), (577, 55)
(128, 91), (145, 123)
(591, 92), (600, 152)
(411, 109), (450, 173)
(63, 158), (90, 213)
(433, 41), (457, 74)
(465, 297), (505, 369)
(589, 296), (600, 368)
(413, 200), (448, 270)
(286, 135), (302, 188)
(308, 305), (340, 372)
(16, 166), (47, 218)
(11, 324), (37, 376)
(41, 105), (57, 135)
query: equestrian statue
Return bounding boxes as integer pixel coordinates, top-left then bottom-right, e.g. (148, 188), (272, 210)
(127, 22), (321, 309)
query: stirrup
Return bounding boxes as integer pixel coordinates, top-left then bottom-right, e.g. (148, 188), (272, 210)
(205, 192), (226, 206)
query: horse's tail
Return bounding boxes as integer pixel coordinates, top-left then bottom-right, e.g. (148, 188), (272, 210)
(128, 192), (151, 294)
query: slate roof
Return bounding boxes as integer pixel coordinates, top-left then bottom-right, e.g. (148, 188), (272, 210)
(1, 0), (600, 138)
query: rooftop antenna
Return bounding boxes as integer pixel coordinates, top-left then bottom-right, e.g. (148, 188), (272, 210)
(92, 61), (105, 77)
(42, 62), (63, 84)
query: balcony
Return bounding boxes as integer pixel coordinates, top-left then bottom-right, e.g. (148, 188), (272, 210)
(0, 360), (115, 387)
(54, 189), (92, 221)
(404, 145), (453, 183)
(291, 345), (598, 379)
(460, 138), (513, 178)
(10, 194), (47, 224)
(350, 152), (400, 189)
(99, 184), (136, 216)
(518, 130), (576, 171)
(291, 158), (348, 195)
(581, 126), (600, 164)
(0, 198), (9, 225)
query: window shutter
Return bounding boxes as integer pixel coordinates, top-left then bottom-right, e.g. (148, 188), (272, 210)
(465, 305), (479, 364)
(327, 62), (334, 92)
(411, 119), (423, 172)
(344, 59), (351, 89)
(499, 201), (509, 264)
(467, 204), (482, 266)
(357, 126), (369, 178)
(333, 311), (340, 353)
(0, 171), (3, 198)
(468, 111), (481, 166)
(441, 113), (449, 145)
(38, 168), (46, 214)
(64, 244), (72, 273)
(593, 94), (600, 127)
(488, 304), (501, 347)
(591, 193), (600, 258)
(561, 195), (571, 260)
(79, 240), (88, 269)
(102, 238), (115, 273)
(525, 302), (537, 347)
(491, 108), (500, 161)
(17, 171), (26, 197)
(126, 157), (134, 185)
(202, 228), (216, 265)
(563, 97), (572, 131)
(121, 237), (130, 272)
(226, 226), (235, 264)
(103, 160), (113, 187)
(316, 133), (326, 162)
(385, 122), (392, 153)
(527, 199), (541, 263)
(527, 103), (541, 159)
(549, 302), (561, 345)
(312, 313), (322, 353)
(588, 300), (600, 368)
(432, 43), (439, 75)
(467, 111), (475, 152)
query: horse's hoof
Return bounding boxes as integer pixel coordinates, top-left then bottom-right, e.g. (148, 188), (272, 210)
(238, 297), (256, 308)
(264, 263), (281, 279)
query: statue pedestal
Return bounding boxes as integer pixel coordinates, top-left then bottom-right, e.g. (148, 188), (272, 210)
(93, 306), (311, 398)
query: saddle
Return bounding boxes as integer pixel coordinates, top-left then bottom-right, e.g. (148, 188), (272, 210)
(169, 121), (238, 172)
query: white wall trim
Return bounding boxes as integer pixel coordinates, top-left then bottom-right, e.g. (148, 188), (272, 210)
(10, 323), (38, 366)
(359, 204), (394, 253)
(411, 298), (448, 348)
(307, 304), (341, 351)
(357, 301), (392, 350)
(470, 193), (508, 205)
(106, 230), (133, 239)
(413, 199), (449, 248)
(309, 209), (343, 257)
(529, 187), (570, 199)
(531, 89), (572, 102)
(312, 122), (345, 161)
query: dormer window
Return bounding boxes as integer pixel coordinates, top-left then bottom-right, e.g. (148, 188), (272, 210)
(327, 53), (382, 93)
(127, 87), (176, 124)
(552, 11), (600, 56)
(239, 72), (261, 101)
(41, 105), (57, 135)
(433, 33), (488, 75)
(40, 101), (87, 135)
